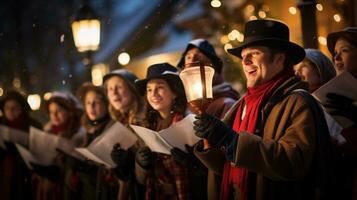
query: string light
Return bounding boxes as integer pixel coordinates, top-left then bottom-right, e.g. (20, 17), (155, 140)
(316, 4), (323, 11)
(118, 52), (130, 65)
(249, 16), (257, 20)
(258, 10), (266, 18)
(211, 0), (221, 8)
(246, 5), (255, 13)
(237, 34), (244, 42)
(220, 35), (229, 44)
(289, 7), (297, 15)
(228, 30), (240, 41)
(318, 36), (327, 46)
(334, 14), (341, 22)
(224, 43), (233, 52)
(44, 92), (52, 101)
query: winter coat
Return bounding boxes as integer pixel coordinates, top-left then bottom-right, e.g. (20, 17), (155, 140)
(195, 76), (334, 200)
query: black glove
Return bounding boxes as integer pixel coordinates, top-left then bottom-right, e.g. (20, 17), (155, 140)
(135, 147), (154, 170)
(31, 163), (61, 182)
(324, 93), (357, 124)
(4, 141), (18, 154)
(111, 143), (134, 180)
(170, 145), (206, 173)
(193, 114), (237, 147)
(111, 143), (132, 166)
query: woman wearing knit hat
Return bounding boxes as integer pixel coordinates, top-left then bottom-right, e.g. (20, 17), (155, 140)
(32, 91), (85, 200)
(294, 48), (336, 92)
(0, 90), (42, 200)
(103, 69), (145, 200)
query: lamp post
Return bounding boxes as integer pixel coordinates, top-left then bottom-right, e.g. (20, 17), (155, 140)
(179, 62), (215, 149)
(71, 1), (101, 81)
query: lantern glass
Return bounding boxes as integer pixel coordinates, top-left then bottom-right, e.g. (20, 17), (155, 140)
(71, 19), (100, 52)
(179, 66), (215, 102)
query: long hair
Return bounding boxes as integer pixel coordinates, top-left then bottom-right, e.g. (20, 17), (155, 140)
(143, 77), (187, 130)
(103, 76), (144, 125)
(79, 85), (109, 131)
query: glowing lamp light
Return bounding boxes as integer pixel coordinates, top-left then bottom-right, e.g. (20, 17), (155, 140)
(180, 63), (215, 149)
(91, 63), (109, 86)
(44, 92), (52, 101)
(118, 52), (130, 65)
(72, 19), (100, 52)
(27, 94), (41, 110)
(71, 5), (100, 52)
(179, 65), (214, 103)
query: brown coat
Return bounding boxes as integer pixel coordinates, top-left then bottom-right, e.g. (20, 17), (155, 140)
(195, 77), (332, 200)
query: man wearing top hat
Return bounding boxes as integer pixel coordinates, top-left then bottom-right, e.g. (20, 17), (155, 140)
(193, 19), (334, 200)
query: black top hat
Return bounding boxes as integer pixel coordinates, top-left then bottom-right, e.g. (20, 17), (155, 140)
(135, 63), (181, 94)
(228, 19), (305, 65)
(327, 27), (357, 54)
(177, 39), (223, 74)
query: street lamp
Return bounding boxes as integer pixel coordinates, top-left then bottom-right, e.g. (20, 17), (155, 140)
(71, 2), (101, 81)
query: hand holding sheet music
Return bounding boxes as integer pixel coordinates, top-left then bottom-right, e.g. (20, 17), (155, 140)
(312, 71), (357, 128)
(75, 122), (138, 168)
(0, 124), (29, 149)
(130, 114), (200, 155)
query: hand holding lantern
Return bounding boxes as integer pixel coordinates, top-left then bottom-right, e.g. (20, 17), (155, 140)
(179, 62), (215, 149)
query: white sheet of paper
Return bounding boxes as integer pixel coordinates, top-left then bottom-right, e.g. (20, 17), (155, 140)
(312, 71), (357, 102)
(29, 127), (71, 165)
(75, 122), (138, 168)
(9, 128), (29, 147)
(130, 114), (199, 154)
(130, 125), (172, 155)
(0, 125), (29, 148)
(312, 71), (357, 128)
(159, 114), (199, 152)
(15, 143), (38, 170)
(0, 125), (11, 149)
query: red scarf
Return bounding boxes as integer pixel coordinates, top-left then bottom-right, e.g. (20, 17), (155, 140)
(50, 121), (69, 135)
(6, 116), (26, 130)
(220, 70), (292, 200)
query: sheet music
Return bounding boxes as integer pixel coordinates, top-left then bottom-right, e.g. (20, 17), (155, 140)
(159, 114), (199, 152)
(0, 125), (29, 148)
(15, 143), (38, 170)
(130, 114), (199, 154)
(0, 125), (10, 149)
(130, 125), (172, 155)
(29, 127), (73, 165)
(312, 71), (357, 128)
(75, 122), (138, 168)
